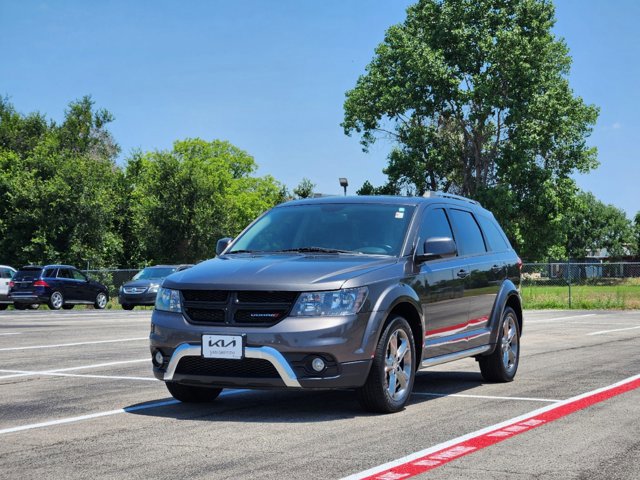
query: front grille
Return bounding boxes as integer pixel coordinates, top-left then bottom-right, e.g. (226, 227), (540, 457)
(236, 291), (298, 303)
(124, 287), (147, 294)
(182, 290), (298, 327)
(182, 290), (228, 302)
(186, 308), (225, 324)
(175, 356), (280, 378)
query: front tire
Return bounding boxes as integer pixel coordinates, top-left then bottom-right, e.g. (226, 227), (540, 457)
(357, 316), (416, 413)
(94, 292), (108, 309)
(165, 382), (223, 403)
(479, 307), (520, 382)
(121, 304), (134, 311)
(62, 305), (75, 310)
(48, 291), (64, 310)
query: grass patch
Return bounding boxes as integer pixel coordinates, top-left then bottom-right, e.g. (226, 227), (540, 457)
(522, 281), (640, 310)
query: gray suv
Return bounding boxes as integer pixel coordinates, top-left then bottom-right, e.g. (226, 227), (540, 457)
(150, 193), (522, 413)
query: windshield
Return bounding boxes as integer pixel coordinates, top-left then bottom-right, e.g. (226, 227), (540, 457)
(14, 268), (43, 281)
(229, 203), (415, 256)
(132, 267), (176, 281)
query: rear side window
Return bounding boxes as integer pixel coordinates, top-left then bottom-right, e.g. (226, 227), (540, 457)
(57, 269), (72, 279)
(43, 268), (57, 278)
(418, 208), (454, 254)
(14, 269), (43, 281)
(476, 215), (510, 252)
(448, 209), (486, 256)
(71, 270), (87, 281)
(0, 268), (13, 279)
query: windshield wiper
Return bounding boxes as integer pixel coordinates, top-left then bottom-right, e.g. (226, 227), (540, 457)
(225, 249), (262, 254)
(275, 247), (356, 254)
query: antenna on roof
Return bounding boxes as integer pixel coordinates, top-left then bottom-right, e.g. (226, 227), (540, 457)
(422, 191), (481, 206)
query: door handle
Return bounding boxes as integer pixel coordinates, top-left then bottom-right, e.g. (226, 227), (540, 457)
(491, 264), (503, 273)
(457, 269), (469, 279)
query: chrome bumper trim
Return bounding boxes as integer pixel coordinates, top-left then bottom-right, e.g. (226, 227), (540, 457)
(162, 343), (301, 388)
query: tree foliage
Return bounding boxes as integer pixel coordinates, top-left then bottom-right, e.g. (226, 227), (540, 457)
(0, 96), (123, 268)
(0, 99), (284, 268)
(124, 139), (283, 264)
(343, 0), (599, 259)
(562, 192), (633, 259)
(293, 177), (316, 199)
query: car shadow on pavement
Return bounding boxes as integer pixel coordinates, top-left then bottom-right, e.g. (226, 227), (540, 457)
(125, 370), (486, 423)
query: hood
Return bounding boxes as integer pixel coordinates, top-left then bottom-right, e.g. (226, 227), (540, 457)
(122, 279), (162, 288)
(162, 254), (398, 291)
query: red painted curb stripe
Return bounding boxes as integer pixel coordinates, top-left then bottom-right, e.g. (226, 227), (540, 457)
(349, 375), (640, 480)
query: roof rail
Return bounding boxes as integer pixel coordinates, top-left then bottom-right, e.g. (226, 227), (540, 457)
(422, 190), (481, 206)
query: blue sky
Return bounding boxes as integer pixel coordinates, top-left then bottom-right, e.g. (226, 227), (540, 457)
(1, 0), (638, 218)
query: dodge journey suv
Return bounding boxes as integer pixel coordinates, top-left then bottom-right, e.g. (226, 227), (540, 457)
(150, 193), (522, 413)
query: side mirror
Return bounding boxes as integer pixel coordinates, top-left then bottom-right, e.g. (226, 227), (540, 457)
(416, 237), (457, 263)
(216, 237), (233, 256)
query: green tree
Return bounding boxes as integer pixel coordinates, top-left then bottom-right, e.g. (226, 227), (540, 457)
(125, 138), (283, 264)
(293, 177), (316, 199)
(0, 97), (123, 268)
(342, 0), (598, 259)
(563, 192), (633, 259)
(633, 212), (640, 257)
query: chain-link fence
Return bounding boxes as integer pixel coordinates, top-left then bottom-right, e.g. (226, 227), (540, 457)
(83, 269), (140, 297)
(521, 262), (640, 309)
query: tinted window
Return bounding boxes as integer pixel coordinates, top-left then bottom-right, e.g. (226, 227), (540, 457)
(418, 208), (454, 254)
(43, 268), (57, 278)
(476, 215), (510, 252)
(57, 269), (72, 279)
(0, 269), (12, 279)
(14, 268), (43, 281)
(449, 209), (486, 256)
(133, 267), (177, 280)
(230, 203), (416, 256)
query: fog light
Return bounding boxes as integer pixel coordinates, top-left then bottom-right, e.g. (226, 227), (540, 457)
(311, 357), (326, 372)
(153, 350), (164, 367)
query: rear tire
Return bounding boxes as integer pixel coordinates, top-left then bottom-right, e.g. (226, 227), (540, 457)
(479, 307), (520, 382)
(14, 303), (27, 310)
(357, 316), (416, 413)
(121, 304), (134, 311)
(165, 382), (223, 403)
(48, 291), (64, 310)
(0, 304), (7, 310)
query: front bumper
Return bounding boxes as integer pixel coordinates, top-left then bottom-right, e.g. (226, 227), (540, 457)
(119, 292), (157, 306)
(150, 309), (379, 390)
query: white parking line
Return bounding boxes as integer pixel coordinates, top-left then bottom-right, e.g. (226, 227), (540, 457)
(412, 392), (561, 403)
(0, 370), (157, 382)
(0, 390), (246, 435)
(0, 333), (22, 336)
(0, 337), (147, 352)
(0, 358), (148, 380)
(587, 325), (640, 336)
(526, 314), (597, 324)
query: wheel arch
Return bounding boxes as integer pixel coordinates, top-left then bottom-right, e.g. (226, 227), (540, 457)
(484, 280), (523, 351)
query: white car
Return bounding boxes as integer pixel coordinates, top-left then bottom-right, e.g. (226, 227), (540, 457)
(0, 265), (17, 310)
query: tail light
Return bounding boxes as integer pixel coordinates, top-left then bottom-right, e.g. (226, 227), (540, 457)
(517, 257), (523, 272)
(9, 281), (14, 288)
(33, 280), (49, 287)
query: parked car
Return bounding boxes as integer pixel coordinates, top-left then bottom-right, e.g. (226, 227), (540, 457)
(9, 265), (109, 310)
(0, 265), (17, 310)
(149, 193), (523, 413)
(119, 265), (193, 310)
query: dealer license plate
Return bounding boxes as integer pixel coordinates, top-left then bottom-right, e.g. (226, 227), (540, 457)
(202, 334), (244, 359)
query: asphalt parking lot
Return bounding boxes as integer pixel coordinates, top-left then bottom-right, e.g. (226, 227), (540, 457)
(1, 309), (638, 480)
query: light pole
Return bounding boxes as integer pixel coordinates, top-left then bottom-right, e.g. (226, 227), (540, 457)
(339, 177), (348, 196)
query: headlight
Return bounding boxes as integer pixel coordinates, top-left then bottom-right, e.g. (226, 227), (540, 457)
(291, 287), (368, 317)
(148, 284), (160, 294)
(155, 288), (182, 313)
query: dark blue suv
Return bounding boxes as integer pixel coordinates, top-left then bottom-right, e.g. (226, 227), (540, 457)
(9, 265), (109, 310)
